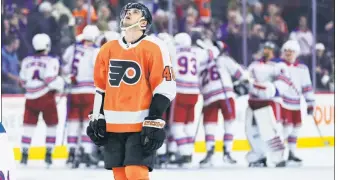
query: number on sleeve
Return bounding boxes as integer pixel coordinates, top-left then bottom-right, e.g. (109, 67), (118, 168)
(163, 66), (175, 81)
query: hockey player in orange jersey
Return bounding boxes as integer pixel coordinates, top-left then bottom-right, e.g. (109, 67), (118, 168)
(86, 3), (176, 180)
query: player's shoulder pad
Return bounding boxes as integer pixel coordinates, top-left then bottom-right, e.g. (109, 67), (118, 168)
(100, 39), (119, 52)
(143, 35), (168, 49)
(143, 35), (171, 58)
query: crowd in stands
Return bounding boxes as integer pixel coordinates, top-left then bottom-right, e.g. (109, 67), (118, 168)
(1, 0), (334, 94)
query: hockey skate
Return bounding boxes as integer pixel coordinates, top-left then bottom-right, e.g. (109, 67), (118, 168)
(20, 150), (28, 165)
(199, 146), (214, 168)
(154, 154), (169, 169)
(248, 157), (267, 167)
(287, 150), (302, 166)
(169, 155), (192, 168)
(66, 148), (75, 165)
(82, 153), (94, 167)
(288, 151), (302, 162)
(275, 160), (286, 167)
(223, 146), (237, 164)
(45, 148), (53, 168)
(72, 147), (83, 169)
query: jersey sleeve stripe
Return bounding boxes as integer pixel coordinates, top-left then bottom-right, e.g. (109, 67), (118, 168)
(45, 76), (57, 83)
(276, 75), (293, 85)
(302, 85), (313, 92)
(234, 69), (242, 79)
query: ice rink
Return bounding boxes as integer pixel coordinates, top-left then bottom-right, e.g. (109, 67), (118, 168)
(15, 147), (334, 180)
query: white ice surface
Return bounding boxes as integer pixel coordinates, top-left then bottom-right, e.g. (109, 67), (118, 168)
(15, 148), (334, 180)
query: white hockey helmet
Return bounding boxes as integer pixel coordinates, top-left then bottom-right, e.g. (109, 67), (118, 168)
(282, 40), (300, 54)
(157, 32), (174, 44)
(281, 40), (300, 61)
(32, 33), (51, 52)
(174, 33), (192, 47)
(82, 25), (100, 42)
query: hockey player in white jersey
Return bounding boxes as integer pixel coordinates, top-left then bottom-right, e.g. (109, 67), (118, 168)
(19, 33), (66, 166)
(244, 41), (298, 167)
(0, 121), (17, 180)
(165, 32), (200, 166)
(62, 25), (100, 168)
(279, 40), (315, 164)
(197, 38), (247, 167)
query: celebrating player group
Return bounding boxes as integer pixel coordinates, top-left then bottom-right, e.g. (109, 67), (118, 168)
(12, 2), (315, 180)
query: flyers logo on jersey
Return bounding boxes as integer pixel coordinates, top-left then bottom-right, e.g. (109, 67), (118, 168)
(109, 60), (142, 87)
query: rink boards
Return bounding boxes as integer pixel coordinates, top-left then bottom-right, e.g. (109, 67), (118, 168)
(1, 93), (334, 160)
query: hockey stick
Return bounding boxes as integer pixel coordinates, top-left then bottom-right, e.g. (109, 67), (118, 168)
(311, 115), (330, 146)
(61, 93), (71, 146)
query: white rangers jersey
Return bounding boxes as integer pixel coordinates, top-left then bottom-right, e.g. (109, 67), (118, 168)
(173, 46), (200, 94)
(280, 60), (315, 110)
(247, 58), (298, 103)
(20, 55), (61, 99)
(198, 50), (246, 106)
(62, 42), (100, 94)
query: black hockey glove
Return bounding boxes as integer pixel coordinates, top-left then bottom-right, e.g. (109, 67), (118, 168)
(86, 124), (107, 146)
(140, 116), (166, 153)
(233, 80), (250, 96)
(307, 106), (314, 116)
(86, 111), (107, 146)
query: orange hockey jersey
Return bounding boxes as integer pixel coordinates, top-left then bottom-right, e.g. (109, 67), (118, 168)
(94, 35), (176, 133)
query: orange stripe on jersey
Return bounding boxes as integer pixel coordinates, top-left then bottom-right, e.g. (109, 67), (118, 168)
(94, 36), (176, 133)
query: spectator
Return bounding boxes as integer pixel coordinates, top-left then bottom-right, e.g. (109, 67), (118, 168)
(2, 35), (23, 94)
(73, 0), (98, 36)
(289, 15), (313, 58)
(59, 14), (75, 55)
(223, 9), (242, 63)
(2, 17), (11, 45)
(16, 7), (31, 60)
(96, 4), (112, 31)
(248, 23), (265, 63)
(265, 3), (288, 47)
(324, 20), (334, 53)
(49, 0), (75, 26)
(315, 43), (333, 91)
(252, 2), (265, 25)
(27, 1), (61, 57)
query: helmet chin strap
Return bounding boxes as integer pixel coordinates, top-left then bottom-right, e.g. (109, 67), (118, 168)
(120, 17), (146, 32)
